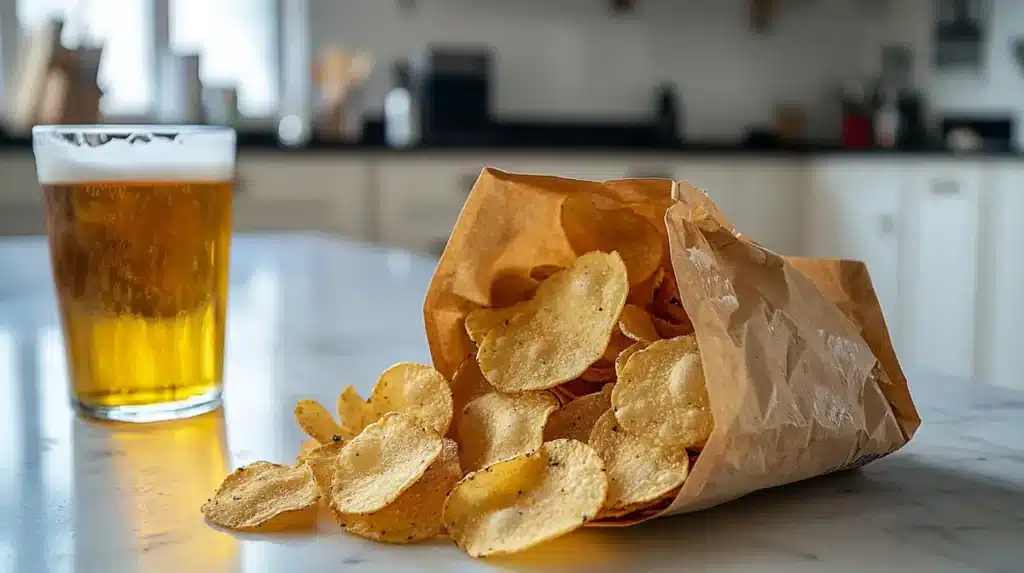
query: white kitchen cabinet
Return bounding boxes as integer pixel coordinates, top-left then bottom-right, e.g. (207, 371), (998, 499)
(806, 159), (908, 351)
(374, 155), (631, 255)
(901, 162), (985, 382)
(974, 163), (1024, 390)
(235, 154), (371, 240)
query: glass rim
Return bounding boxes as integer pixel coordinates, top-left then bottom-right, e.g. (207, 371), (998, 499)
(32, 124), (235, 136)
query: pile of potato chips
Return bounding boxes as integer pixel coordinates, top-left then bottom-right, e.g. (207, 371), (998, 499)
(203, 232), (711, 557)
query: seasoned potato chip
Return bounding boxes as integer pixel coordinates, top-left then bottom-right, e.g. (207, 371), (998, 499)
(478, 252), (629, 392)
(202, 461), (319, 531)
(554, 378), (606, 401)
(652, 315), (694, 339)
(294, 399), (344, 444)
(651, 273), (691, 325)
(457, 391), (559, 472)
(590, 487), (679, 524)
(489, 270), (539, 307)
(369, 363), (454, 436)
(611, 336), (713, 447)
(465, 304), (525, 344)
(580, 364), (616, 383)
(618, 304), (661, 343)
(544, 384), (612, 443)
(442, 439), (608, 558)
(333, 439), (463, 544)
(296, 439), (319, 464)
(337, 385), (373, 439)
(330, 412), (443, 514)
(614, 341), (647, 379)
(588, 411), (689, 510)
(449, 358), (494, 435)
(601, 328), (634, 364)
(561, 194), (663, 286)
(627, 266), (665, 306)
(304, 441), (345, 497)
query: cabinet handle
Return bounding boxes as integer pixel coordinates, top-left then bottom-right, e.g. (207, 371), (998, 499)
(930, 179), (960, 197)
(879, 214), (896, 234)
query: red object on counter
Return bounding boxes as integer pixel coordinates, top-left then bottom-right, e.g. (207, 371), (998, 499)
(842, 114), (872, 149)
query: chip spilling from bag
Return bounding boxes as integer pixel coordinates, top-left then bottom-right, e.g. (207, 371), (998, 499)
(476, 251), (629, 392)
(201, 462), (320, 531)
(330, 412), (444, 514)
(334, 363), (454, 438)
(544, 384), (612, 444)
(456, 390), (559, 472)
(294, 398), (344, 444)
(331, 438), (463, 544)
(611, 335), (713, 447)
(442, 439), (608, 557)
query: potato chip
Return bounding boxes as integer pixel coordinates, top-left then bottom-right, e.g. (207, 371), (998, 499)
(627, 266), (664, 307)
(614, 341), (647, 379)
(489, 270), (539, 307)
(442, 439), (608, 558)
(618, 304), (661, 343)
(529, 264), (564, 282)
(589, 487), (679, 524)
(296, 439), (319, 464)
(457, 391), (559, 472)
(303, 441), (345, 497)
(600, 328), (634, 364)
(478, 251), (629, 392)
(611, 336), (713, 447)
(369, 363), (454, 436)
(333, 439), (463, 544)
(554, 378), (606, 401)
(580, 364), (616, 383)
(294, 399), (344, 444)
(330, 412), (444, 514)
(561, 194), (663, 286)
(448, 358), (494, 436)
(544, 384), (612, 443)
(202, 461), (319, 531)
(652, 315), (694, 339)
(588, 411), (690, 510)
(651, 273), (690, 325)
(465, 304), (525, 344)
(337, 385), (373, 439)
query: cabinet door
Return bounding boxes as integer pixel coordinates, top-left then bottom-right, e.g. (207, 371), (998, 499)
(235, 155), (370, 240)
(902, 162), (983, 381)
(806, 160), (906, 347)
(731, 160), (806, 255)
(975, 164), (1024, 390)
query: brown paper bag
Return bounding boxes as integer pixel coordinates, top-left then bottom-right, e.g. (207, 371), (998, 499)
(424, 168), (919, 523)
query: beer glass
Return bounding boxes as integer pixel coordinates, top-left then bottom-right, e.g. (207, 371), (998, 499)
(32, 126), (236, 422)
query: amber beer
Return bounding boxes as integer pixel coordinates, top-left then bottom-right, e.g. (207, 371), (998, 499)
(33, 126), (236, 422)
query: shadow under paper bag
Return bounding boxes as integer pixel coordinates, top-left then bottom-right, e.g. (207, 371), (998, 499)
(423, 168), (920, 524)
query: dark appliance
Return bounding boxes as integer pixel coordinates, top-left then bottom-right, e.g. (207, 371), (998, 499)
(412, 46), (495, 144)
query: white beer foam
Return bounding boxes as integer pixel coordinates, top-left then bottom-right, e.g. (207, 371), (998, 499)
(34, 128), (236, 184)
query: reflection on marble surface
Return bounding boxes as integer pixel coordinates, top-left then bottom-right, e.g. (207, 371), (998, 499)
(0, 235), (1022, 573)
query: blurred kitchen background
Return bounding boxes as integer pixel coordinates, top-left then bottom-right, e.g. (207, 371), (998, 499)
(0, 0), (1021, 390)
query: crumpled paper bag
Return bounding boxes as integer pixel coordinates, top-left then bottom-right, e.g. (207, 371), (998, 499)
(424, 168), (919, 522)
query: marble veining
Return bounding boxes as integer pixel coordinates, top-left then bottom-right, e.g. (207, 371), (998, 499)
(0, 235), (1021, 573)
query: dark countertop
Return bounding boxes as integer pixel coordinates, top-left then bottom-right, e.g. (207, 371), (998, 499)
(2, 130), (1019, 158)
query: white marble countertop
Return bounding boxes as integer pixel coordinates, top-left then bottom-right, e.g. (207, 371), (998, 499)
(0, 235), (1021, 573)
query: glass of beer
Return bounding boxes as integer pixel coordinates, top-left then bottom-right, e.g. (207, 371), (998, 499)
(32, 125), (236, 423)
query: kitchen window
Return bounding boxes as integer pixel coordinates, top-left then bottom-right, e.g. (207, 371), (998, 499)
(3, 0), (283, 120)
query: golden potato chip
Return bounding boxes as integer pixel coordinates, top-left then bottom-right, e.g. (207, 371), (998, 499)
(627, 266), (664, 307)
(544, 384), (612, 443)
(369, 363), (454, 436)
(442, 439), (608, 558)
(580, 364), (616, 383)
(337, 385), (373, 439)
(590, 487), (679, 525)
(333, 438), (463, 544)
(561, 194), (663, 286)
(294, 399), (344, 444)
(614, 341), (647, 379)
(457, 391), (559, 472)
(529, 264), (564, 282)
(611, 336), (713, 447)
(478, 252), (629, 392)
(303, 441), (345, 497)
(465, 304), (525, 344)
(588, 411), (689, 510)
(202, 461), (319, 531)
(489, 270), (539, 307)
(652, 315), (694, 339)
(651, 273), (690, 325)
(554, 378), (606, 401)
(330, 412), (443, 514)
(601, 328), (634, 364)
(618, 304), (661, 343)
(448, 358), (494, 436)
(549, 385), (576, 406)
(296, 439), (319, 464)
